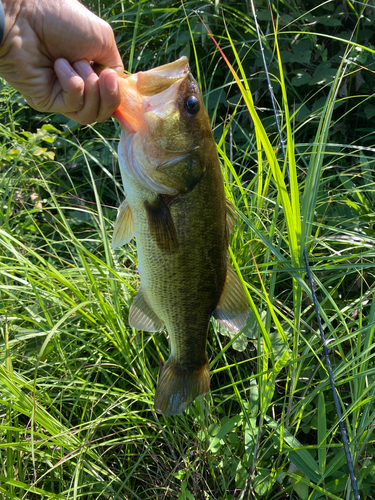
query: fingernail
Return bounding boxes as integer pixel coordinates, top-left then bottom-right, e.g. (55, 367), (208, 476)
(58, 59), (76, 76)
(74, 60), (93, 78)
(105, 72), (118, 94)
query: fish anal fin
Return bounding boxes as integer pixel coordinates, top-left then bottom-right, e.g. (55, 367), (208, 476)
(154, 358), (210, 415)
(112, 199), (135, 249)
(213, 264), (250, 333)
(144, 196), (178, 254)
(129, 287), (164, 332)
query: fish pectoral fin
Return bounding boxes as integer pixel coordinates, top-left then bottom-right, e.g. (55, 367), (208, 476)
(213, 264), (250, 333)
(129, 287), (164, 332)
(112, 199), (135, 249)
(154, 358), (210, 415)
(144, 196), (178, 254)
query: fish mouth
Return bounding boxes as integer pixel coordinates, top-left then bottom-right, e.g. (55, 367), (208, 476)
(113, 57), (190, 133)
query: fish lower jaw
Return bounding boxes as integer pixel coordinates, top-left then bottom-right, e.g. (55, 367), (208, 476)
(154, 358), (210, 416)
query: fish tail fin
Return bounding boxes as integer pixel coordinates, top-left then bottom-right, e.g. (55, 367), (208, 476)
(154, 358), (210, 415)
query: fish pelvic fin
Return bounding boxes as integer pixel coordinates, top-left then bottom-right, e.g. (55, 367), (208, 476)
(112, 199), (135, 249)
(154, 358), (210, 415)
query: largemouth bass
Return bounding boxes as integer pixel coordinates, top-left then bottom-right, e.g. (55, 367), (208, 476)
(109, 57), (249, 415)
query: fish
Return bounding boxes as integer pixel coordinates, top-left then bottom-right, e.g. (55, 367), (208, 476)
(108, 57), (250, 415)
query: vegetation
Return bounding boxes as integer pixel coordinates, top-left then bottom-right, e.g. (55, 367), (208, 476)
(1, 0), (375, 498)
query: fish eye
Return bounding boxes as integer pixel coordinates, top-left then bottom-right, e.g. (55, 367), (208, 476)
(184, 96), (200, 116)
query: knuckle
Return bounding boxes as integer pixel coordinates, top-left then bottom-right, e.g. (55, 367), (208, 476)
(71, 76), (85, 95)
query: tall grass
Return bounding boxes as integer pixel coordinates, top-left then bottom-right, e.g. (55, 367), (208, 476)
(1, 1), (375, 499)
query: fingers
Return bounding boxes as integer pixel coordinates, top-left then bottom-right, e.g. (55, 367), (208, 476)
(53, 58), (121, 124)
(96, 68), (121, 122)
(54, 58), (85, 112)
(71, 59), (100, 122)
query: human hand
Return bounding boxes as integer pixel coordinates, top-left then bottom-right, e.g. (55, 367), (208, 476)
(0, 0), (124, 124)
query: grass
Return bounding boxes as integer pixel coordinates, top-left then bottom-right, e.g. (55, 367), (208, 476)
(1, 0), (375, 498)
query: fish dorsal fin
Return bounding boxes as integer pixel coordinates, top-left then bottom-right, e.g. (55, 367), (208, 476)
(226, 199), (237, 234)
(226, 199), (237, 243)
(213, 264), (250, 333)
(129, 287), (164, 332)
(112, 199), (135, 249)
(144, 196), (178, 254)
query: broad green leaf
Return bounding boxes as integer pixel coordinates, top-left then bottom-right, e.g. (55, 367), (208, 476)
(254, 468), (274, 496)
(208, 415), (242, 453)
(268, 417), (321, 482)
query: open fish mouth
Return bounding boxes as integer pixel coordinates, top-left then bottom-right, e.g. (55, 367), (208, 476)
(113, 57), (190, 133)
(114, 56), (200, 195)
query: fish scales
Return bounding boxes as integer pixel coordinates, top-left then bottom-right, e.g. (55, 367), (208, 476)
(106, 57), (250, 415)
